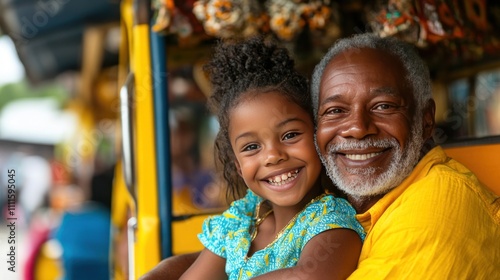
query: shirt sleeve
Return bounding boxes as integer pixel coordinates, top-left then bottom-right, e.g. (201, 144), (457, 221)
(197, 190), (259, 259)
(198, 215), (228, 258)
(303, 196), (366, 245)
(349, 170), (500, 279)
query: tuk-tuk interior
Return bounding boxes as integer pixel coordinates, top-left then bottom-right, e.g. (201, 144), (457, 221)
(0, 1), (499, 279)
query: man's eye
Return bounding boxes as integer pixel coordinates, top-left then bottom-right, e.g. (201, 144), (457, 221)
(374, 104), (395, 110)
(325, 108), (344, 114)
(283, 132), (299, 140)
(242, 144), (259, 151)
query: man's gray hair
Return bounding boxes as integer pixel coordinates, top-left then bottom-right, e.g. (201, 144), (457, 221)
(311, 33), (432, 120)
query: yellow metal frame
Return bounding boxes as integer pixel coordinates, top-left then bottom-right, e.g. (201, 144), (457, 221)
(114, 0), (161, 278)
(132, 21), (161, 279)
(113, 1), (225, 278)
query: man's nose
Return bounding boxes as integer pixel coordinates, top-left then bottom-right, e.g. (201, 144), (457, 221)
(339, 108), (378, 139)
(264, 144), (288, 166)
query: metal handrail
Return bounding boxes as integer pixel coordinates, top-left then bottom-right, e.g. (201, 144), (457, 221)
(120, 72), (137, 204)
(127, 217), (137, 280)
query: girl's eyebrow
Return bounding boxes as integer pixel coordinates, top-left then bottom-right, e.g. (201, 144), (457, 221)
(233, 132), (254, 145)
(275, 117), (306, 129)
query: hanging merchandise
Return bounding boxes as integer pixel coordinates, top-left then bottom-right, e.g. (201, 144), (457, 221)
(463, 0), (488, 31)
(309, 1), (341, 51)
(436, 0), (464, 34)
(192, 0), (268, 39)
(266, 0), (333, 41)
(152, 0), (174, 34)
(415, 0), (465, 44)
(301, 0), (332, 31)
(416, 0), (447, 43)
(266, 0), (305, 41)
(152, 0), (204, 38)
(367, 0), (421, 45)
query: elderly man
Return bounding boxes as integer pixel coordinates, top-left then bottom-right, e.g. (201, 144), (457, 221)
(311, 33), (499, 279)
(140, 34), (500, 279)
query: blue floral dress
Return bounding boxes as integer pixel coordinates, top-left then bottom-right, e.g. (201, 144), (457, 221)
(198, 190), (365, 280)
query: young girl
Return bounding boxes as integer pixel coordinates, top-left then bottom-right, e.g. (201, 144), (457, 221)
(180, 37), (365, 280)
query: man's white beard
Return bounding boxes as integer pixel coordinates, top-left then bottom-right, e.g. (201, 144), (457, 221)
(319, 122), (424, 200)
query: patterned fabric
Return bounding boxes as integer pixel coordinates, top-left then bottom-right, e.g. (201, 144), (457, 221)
(199, 190), (365, 280)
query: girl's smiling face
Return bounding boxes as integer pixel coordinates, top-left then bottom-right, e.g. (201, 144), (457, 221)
(229, 91), (322, 209)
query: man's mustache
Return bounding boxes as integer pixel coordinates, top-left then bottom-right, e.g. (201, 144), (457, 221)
(327, 138), (399, 152)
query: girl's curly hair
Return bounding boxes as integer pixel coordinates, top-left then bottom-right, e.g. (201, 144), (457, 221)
(204, 36), (313, 201)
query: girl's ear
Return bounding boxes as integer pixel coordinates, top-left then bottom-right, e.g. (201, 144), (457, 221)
(234, 160), (242, 177)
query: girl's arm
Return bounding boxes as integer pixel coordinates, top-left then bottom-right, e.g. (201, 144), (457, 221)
(179, 248), (228, 280)
(252, 228), (362, 280)
(139, 252), (200, 280)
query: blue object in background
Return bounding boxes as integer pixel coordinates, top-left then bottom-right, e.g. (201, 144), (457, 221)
(53, 203), (111, 280)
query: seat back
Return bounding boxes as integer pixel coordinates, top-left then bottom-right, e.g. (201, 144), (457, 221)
(442, 136), (500, 196)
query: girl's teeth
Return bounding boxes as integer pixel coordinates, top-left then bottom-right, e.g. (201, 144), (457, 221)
(268, 170), (299, 185)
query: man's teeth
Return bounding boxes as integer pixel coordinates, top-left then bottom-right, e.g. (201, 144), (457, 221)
(345, 152), (382, 161)
(268, 170), (299, 185)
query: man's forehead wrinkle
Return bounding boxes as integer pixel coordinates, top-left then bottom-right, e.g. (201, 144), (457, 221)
(370, 87), (399, 96)
(318, 90), (354, 110)
(321, 94), (342, 105)
(328, 61), (359, 74)
(321, 80), (352, 100)
(322, 64), (358, 90)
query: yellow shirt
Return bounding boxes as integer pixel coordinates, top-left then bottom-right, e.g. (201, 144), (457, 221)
(349, 146), (500, 279)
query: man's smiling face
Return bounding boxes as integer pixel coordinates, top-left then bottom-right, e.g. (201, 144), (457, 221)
(315, 48), (425, 199)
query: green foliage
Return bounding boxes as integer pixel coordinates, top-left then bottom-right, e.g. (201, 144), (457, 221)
(0, 80), (68, 112)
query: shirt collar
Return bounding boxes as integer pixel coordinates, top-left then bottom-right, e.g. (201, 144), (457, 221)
(355, 146), (447, 233)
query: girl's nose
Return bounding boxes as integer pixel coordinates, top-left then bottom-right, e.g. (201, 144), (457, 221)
(264, 144), (288, 166)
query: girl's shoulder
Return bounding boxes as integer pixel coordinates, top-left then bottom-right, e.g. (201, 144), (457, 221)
(213, 189), (262, 224)
(299, 194), (365, 240)
(198, 190), (260, 253)
(304, 194), (357, 216)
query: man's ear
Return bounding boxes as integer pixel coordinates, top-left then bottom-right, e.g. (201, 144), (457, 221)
(422, 99), (436, 140)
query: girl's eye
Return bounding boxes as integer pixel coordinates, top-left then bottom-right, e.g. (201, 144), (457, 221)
(242, 144), (259, 152)
(283, 132), (299, 140)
